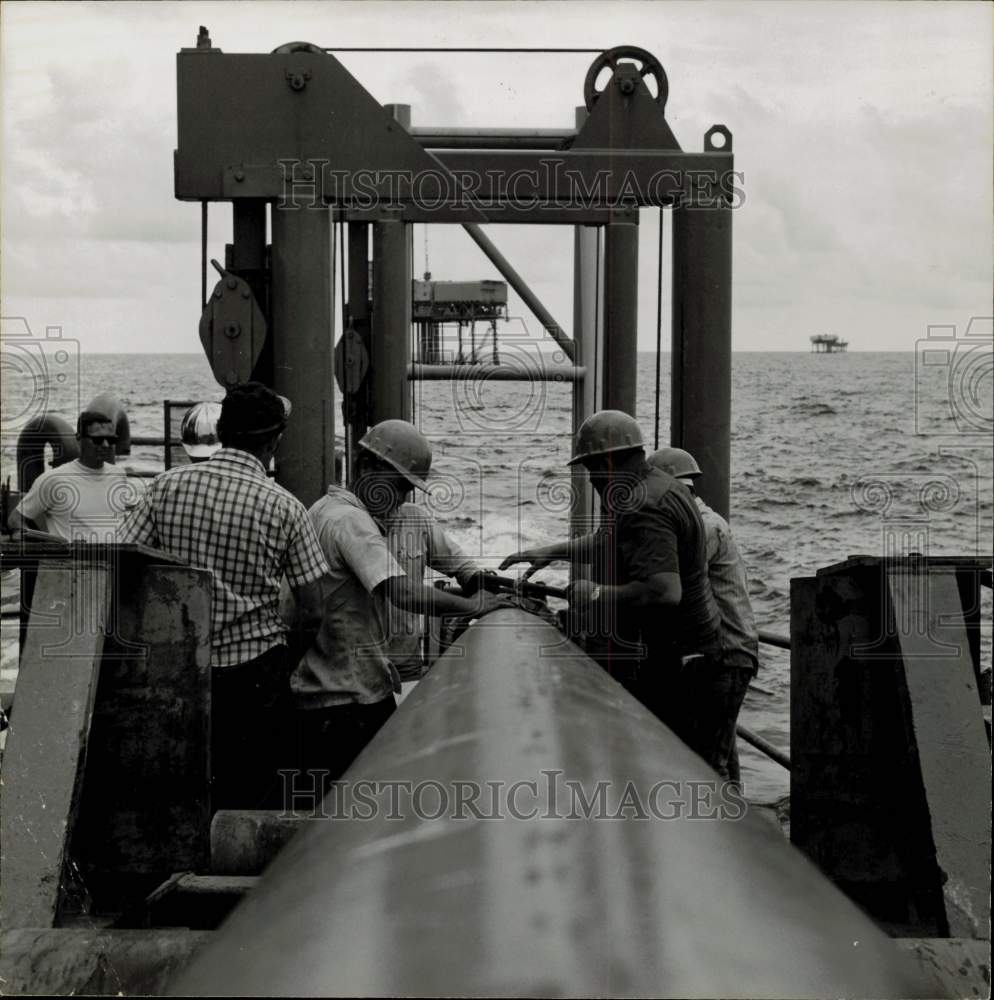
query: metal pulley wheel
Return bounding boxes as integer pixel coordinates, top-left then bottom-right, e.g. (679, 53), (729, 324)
(271, 41), (325, 54)
(584, 46), (668, 111)
(199, 259), (267, 389)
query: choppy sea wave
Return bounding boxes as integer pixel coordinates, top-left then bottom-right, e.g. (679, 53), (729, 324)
(2, 350), (991, 804)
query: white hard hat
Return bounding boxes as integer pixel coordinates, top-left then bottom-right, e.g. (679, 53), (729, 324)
(358, 420), (432, 491)
(181, 402), (222, 458)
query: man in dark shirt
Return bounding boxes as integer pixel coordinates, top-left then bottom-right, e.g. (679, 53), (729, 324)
(649, 447), (760, 782)
(500, 410), (721, 750)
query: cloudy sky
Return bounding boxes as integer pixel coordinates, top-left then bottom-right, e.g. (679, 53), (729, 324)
(2, 1), (991, 353)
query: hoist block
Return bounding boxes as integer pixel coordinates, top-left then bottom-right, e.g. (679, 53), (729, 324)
(199, 266), (267, 389)
(333, 325), (369, 396)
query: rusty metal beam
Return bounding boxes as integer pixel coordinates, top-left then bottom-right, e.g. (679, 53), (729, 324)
(0, 559), (111, 929)
(72, 565), (213, 878)
(171, 609), (937, 998)
(791, 556), (992, 939)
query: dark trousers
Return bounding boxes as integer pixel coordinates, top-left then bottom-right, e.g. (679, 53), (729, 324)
(211, 645), (292, 812)
(682, 659), (754, 782)
(633, 652), (754, 783)
(289, 697), (396, 808)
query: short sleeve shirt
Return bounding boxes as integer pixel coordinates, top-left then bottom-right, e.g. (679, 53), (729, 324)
(381, 503), (478, 677)
(16, 460), (133, 542)
(118, 448), (328, 667)
(590, 464), (720, 664)
(290, 486), (407, 708)
(695, 498), (759, 670)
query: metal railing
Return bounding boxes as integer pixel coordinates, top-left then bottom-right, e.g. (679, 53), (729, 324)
(738, 627), (792, 770)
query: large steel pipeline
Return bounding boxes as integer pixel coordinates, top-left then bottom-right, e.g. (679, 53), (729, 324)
(170, 609), (939, 998)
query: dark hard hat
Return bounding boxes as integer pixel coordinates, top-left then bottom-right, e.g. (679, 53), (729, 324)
(567, 410), (645, 465)
(647, 447), (703, 480)
(218, 382), (292, 439)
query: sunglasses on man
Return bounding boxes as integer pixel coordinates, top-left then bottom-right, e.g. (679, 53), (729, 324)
(85, 435), (119, 446)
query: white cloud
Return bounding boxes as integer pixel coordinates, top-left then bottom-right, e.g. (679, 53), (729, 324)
(1, 0), (991, 353)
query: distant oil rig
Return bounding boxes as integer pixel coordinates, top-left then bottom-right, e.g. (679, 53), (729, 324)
(810, 334), (849, 353)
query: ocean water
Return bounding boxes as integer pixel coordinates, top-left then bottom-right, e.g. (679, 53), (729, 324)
(2, 350), (991, 804)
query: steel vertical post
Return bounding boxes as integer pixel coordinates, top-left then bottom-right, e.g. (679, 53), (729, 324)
(345, 221), (371, 477)
(270, 203), (335, 505)
(370, 213), (412, 423)
(231, 202), (266, 276)
(601, 207), (639, 416)
(570, 113), (602, 535)
(671, 192), (732, 520)
(230, 201), (270, 384)
(570, 225), (600, 540)
(368, 104), (413, 425)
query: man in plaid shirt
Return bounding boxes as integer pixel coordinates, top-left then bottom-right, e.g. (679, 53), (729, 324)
(120, 382), (328, 810)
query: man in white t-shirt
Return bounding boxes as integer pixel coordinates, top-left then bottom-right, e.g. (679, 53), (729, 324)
(9, 409), (130, 543)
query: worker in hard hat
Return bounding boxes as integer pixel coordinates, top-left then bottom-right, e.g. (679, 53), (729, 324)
(180, 401), (222, 463)
(285, 419), (507, 798)
(648, 447), (759, 782)
(500, 410), (721, 752)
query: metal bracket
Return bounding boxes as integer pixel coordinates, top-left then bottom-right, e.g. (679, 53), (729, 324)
(285, 68), (311, 92)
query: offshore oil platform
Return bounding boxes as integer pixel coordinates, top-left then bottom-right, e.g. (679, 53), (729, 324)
(810, 333), (849, 353)
(0, 31), (990, 997)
